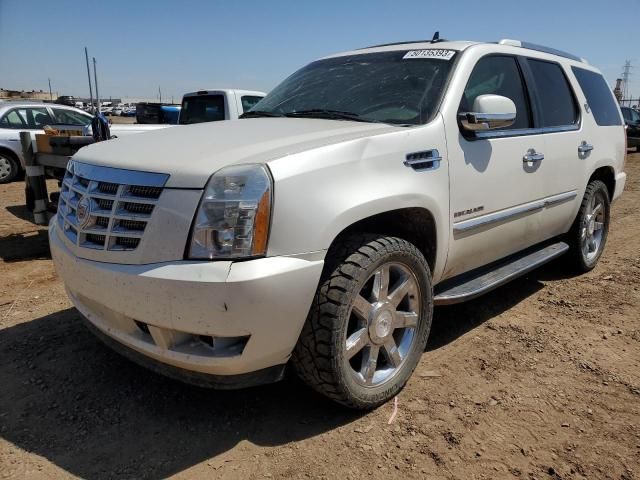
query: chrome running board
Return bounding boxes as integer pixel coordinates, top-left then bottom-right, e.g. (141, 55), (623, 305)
(434, 241), (569, 305)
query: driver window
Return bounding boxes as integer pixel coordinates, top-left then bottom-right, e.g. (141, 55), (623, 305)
(460, 56), (531, 130)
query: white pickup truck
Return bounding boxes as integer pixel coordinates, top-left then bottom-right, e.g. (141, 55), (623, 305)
(178, 89), (265, 125)
(50, 38), (626, 409)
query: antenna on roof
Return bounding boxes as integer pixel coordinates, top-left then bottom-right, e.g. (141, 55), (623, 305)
(431, 31), (440, 43)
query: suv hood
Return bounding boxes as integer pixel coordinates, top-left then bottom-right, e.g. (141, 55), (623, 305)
(72, 118), (399, 188)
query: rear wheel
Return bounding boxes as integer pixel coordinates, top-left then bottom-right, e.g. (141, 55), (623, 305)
(292, 235), (433, 409)
(566, 180), (610, 272)
(0, 152), (19, 184)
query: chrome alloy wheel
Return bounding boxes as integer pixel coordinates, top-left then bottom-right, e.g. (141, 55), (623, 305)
(581, 190), (606, 262)
(0, 156), (11, 180)
(344, 262), (420, 387)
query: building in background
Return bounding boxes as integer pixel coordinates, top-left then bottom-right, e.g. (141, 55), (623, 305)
(0, 88), (53, 101)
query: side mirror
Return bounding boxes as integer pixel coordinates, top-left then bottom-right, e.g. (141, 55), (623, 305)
(460, 94), (517, 131)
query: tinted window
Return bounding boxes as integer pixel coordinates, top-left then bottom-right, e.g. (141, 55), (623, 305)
(528, 59), (577, 127)
(572, 67), (622, 126)
(51, 108), (91, 125)
(179, 95), (225, 124)
(241, 95), (263, 112)
(622, 107), (640, 124)
(621, 107), (632, 123)
(255, 51), (456, 125)
(461, 56), (531, 129)
(28, 108), (55, 128)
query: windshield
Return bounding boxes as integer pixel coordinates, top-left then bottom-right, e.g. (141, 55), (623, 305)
(179, 94), (226, 124)
(248, 50), (456, 125)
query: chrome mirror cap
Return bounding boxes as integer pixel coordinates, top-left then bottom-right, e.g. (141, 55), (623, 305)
(460, 94), (517, 131)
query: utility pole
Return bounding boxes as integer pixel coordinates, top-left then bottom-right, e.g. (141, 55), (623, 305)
(85, 47), (94, 111)
(158, 86), (162, 104)
(93, 57), (100, 112)
(48, 78), (52, 101)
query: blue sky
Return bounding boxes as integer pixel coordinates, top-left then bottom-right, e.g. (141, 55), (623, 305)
(1, 0), (638, 101)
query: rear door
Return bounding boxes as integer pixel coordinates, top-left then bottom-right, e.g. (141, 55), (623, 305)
(523, 57), (583, 237)
(0, 109), (29, 159)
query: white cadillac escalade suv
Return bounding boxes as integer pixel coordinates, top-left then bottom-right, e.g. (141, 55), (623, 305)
(50, 38), (627, 409)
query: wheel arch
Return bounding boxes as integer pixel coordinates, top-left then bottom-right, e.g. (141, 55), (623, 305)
(0, 145), (21, 164)
(327, 207), (438, 274)
(588, 166), (615, 200)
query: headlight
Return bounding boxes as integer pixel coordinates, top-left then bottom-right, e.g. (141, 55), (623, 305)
(188, 164), (272, 259)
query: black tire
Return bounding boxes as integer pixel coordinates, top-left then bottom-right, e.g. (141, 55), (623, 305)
(566, 180), (610, 272)
(0, 151), (20, 184)
(292, 234), (433, 409)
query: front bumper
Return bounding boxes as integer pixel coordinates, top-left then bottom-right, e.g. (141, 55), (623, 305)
(49, 221), (324, 382)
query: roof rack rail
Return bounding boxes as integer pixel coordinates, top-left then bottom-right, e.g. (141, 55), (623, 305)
(357, 40), (433, 50)
(498, 39), (586, 63)
(359, 32), (449, 50)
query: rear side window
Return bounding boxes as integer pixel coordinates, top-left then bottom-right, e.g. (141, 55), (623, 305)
(528, 59), (578, 127)
(51, 108), (91, 126)
(571, 67), (622, 126)
(461, 55), (531, 130)
(179, 94), (226, 124)
(0, 110), (27, 129)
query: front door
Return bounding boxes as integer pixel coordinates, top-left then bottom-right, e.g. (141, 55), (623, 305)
(442, 54), (550, 279)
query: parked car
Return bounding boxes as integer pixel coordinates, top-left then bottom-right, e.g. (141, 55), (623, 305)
(178, 89), (265, 124)
(0, 102), (172, 182)
(50, 38), (626, 409)
(620, 106), (640, 151)
(135, 103), (181, 124)
(112, 106), (123, 116)
(55, 96), (76, 107)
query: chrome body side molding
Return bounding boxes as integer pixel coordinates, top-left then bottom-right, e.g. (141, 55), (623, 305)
(544, 190), (577, 207)
(453, 190), (577, 233)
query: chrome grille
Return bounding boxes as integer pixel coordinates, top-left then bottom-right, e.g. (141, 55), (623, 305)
(57, 161), (169, 252)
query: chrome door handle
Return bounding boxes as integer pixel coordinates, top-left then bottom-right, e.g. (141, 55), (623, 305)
(578, 141), (594, 154)
(523, 150), (544, 163)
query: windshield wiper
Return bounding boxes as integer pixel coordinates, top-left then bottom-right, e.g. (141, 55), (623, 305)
(239, 110), (284, 119)
(283, 109), (379, 123)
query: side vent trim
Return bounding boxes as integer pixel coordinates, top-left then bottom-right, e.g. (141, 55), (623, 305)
(404, 149), (442, 172)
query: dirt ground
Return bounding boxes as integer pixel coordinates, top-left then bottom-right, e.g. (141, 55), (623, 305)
(0, 157), (638, 480)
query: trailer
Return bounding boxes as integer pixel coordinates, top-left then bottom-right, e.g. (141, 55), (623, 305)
(19, 131), (94, 225)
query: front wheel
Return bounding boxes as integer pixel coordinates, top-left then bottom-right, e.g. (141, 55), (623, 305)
(566, 180), (611, 272)
(292, 235), (433, 409)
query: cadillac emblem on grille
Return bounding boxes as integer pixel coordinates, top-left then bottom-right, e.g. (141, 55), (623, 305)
(76, 195), (91, 228)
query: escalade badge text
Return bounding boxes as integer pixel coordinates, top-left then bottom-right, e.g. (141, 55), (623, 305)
(454, 206), (484, 218)
(76, 196), (92, 227)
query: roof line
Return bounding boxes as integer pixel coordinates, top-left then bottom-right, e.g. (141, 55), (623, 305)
(356, 40), (437, 50)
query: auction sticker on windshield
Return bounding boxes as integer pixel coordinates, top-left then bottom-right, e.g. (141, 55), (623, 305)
(403, 49), (456, 60)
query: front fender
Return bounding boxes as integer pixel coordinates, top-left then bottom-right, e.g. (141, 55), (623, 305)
(267, 117), (450, 282)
